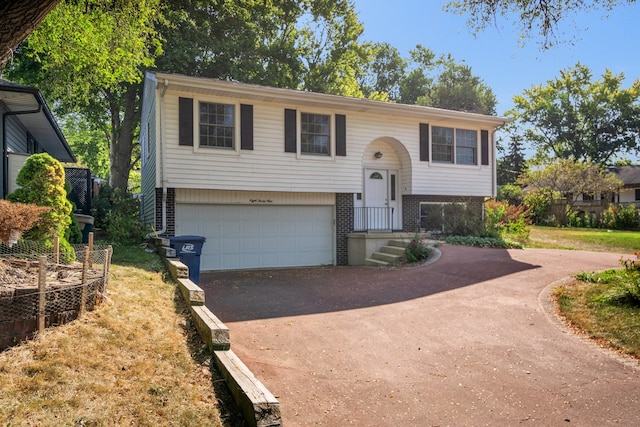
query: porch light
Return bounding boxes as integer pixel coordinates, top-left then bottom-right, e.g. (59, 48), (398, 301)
(374, 151), (383, 159)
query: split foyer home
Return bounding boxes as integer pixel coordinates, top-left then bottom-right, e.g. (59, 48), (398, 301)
(1, 80), (75, 199)
(139, 71), (509, 271)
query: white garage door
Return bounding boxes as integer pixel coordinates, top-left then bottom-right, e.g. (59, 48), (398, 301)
(175, 204), (334, 270)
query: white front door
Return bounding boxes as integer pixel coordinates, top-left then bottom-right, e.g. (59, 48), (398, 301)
(364, 169), (400, 230)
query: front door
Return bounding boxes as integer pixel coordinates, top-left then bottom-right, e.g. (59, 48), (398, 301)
(364, 168), (399, 230)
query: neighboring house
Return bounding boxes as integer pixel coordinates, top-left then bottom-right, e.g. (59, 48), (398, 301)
(139, 71), (509, 271)
(609, 165), (640, 207)
(0, 80), (75, 199)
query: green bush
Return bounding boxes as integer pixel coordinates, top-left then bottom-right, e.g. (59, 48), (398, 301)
(443, 235), (523, 249)
(601, 204), (639, 230)
(7, 153), (75, 262)
(92, 184), (145, 244)
(497, 183), (524, 206)
(523, 188), (557, 225)
(484, 199), (529, 242)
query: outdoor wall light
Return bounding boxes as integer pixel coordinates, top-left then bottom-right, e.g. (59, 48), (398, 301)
(374, 151), (383, 159)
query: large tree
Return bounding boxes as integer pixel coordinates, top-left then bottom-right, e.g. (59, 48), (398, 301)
(445, 0), (636, 48)
(358, 44), (497, 115)
(6, 0), (162, 193)
(510, 63), (640, 165)
(156, 0), (370, 96)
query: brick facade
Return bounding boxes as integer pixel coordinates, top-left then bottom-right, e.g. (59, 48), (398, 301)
(154, 187), (176, 236)
(335, 193), (353, 266)
(402, 195), (484, 232)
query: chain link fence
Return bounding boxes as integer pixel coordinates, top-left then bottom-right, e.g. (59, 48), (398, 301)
(0, 240), (113, 351)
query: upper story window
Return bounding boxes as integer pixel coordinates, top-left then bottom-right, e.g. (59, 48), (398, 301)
(432, 126), (477, 165)
(301, 113), (330, 155)
(200, 102), (234, 149)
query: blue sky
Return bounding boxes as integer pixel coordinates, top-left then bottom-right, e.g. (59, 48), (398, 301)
(353, 1), (640, 118)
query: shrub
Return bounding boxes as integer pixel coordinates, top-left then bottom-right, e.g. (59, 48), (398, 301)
(7, 153), (73, 240)
(601, 204), (639, 230)
(484, 199), (529, 242)
(523, 187), (557, 225)
(92, 184), (145, 244)
(404, 234), (431, 263)
(497, 183), (524, 206)
(0, 200), (51, 246)
(6, 153), (75, 261)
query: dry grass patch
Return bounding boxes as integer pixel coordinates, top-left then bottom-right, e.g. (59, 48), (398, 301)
(0, 247), (239, 426)
(554, 277), (640, 361)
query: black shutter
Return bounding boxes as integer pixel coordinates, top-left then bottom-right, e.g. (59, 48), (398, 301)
(284, 108), (297, 153)
(240, 104), (253, 150)
(419, 123), (429, 161)
(178, 97), (193, 146)
(335, 114), (346, 156)
(481, 130), (489, 165)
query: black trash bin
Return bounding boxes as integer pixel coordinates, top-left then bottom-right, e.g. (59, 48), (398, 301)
(169, 235), (206, 284)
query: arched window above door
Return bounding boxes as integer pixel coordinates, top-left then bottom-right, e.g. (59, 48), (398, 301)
(369, 172), (383, 179)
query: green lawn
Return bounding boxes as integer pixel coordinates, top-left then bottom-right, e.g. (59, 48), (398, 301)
(527, 225), (640, 253)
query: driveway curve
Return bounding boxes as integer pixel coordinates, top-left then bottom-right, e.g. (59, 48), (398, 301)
(200, 245), (640, 426)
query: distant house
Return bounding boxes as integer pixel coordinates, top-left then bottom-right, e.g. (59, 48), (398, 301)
(139, 71), (509, 270)
(0, 80), (75, 199)
(609, 165), (640, 206)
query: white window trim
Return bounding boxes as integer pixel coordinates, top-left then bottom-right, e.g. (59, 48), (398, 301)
(296, 110), (335, 161)
(193, 98), (241, 156)
(429, 125), (481, 168)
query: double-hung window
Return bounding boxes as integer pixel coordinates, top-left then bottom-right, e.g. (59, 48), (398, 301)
(301, 113), (330, 155)
(200, 102), (234, 149)
(432, 126), (477, 165)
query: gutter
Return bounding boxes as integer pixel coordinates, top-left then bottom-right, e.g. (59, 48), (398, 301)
(2, 105), (41, 198)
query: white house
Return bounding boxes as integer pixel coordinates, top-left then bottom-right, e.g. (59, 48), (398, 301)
(610, 165), (640, 206)
(0, 80), (75, 199)
(139, 71), (509, 271)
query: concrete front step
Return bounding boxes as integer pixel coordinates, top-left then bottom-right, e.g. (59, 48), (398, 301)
(364, 258), (390, 267)
(380, 245), (405, 256)
(388, 239), (411, 248)
(371, 251), (401, 264)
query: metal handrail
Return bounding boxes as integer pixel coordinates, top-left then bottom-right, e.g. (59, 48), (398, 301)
(353, 207), (395, 231)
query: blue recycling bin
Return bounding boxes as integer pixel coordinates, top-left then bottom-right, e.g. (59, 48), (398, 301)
(169, 235), (206, 284)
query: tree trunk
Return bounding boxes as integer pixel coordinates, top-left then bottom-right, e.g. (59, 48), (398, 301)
(0, 0), (61, 73)
(108, 84), (141, 194)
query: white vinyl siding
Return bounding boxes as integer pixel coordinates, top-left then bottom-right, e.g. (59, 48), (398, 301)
(156, 86), (496, 198)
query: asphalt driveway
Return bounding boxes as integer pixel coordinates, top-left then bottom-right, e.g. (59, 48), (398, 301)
(200, 245), (640, 426)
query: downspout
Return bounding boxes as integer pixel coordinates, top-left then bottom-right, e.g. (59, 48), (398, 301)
(491, 121), (509, 198)
(148, 79), (169, 237)
(2, 105), (42, 198)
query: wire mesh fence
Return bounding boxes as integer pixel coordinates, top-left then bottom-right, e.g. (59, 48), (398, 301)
(0, 238), (113, 351)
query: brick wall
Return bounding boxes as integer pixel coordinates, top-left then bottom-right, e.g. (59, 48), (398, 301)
(335, 193), (353, 266)
(154, 187), (176, 236)
(402, 195), (484, 232)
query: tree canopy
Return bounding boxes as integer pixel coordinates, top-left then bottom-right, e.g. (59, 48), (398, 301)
(358, 44), (497, 114)
(518, 158), (623, 208)
(6, 0), (163, 193)
(509, 63), (640, 165)
(445, 0), (636, 48)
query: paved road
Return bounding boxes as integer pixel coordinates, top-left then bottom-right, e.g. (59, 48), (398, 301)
(200, 245), (640, 426)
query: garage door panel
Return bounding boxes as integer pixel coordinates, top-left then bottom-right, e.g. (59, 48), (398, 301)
(175, 204), (334, 270)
